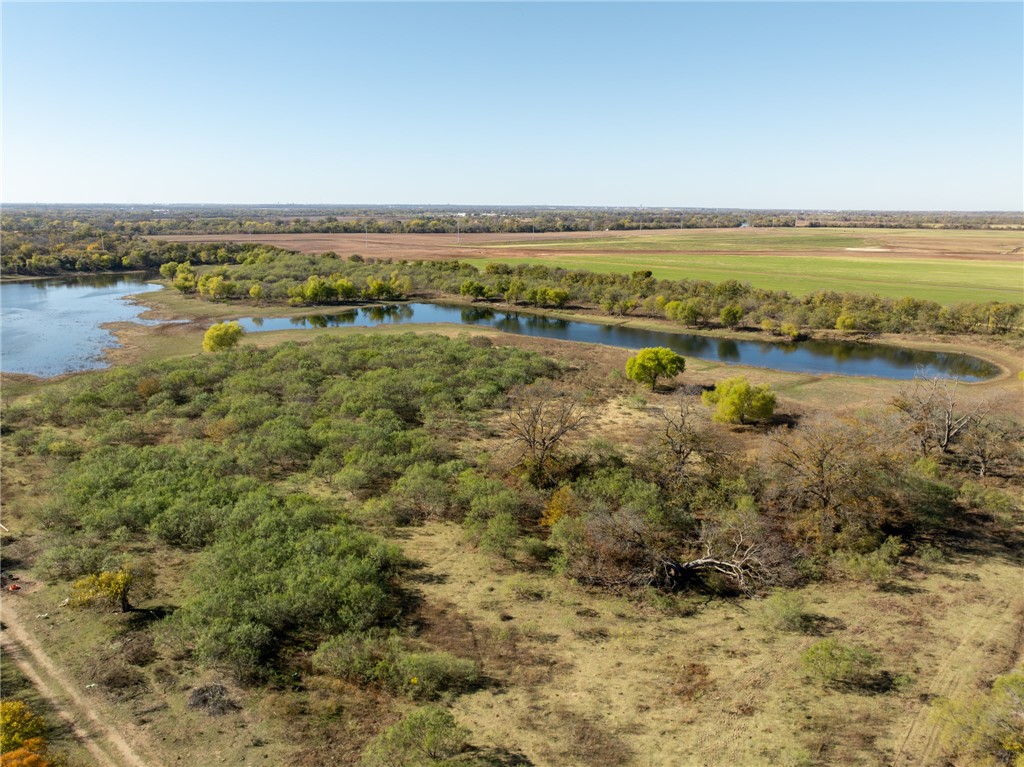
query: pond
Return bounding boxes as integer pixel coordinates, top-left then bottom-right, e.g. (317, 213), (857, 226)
(0, 274), (165, 377)
(235, 303), (999, 382)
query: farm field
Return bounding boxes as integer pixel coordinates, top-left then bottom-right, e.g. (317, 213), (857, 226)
(155, 227), (1024, 305)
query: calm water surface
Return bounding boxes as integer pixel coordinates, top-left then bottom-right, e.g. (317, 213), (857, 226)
(1, 274), (164, 376)
(236, 303), (999, 382)
(0, 282), (999, 381)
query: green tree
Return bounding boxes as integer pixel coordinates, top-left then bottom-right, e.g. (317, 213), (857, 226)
(334, 277), (358, 300)
(702, 376), (776, 424)
(780, 321), (801, 340)
(459, 280), (487, 301)
(543, 287), (571, 308)
(625, 347), (686, 390)
(504, 277), (525, 306)
(720, 304), (744, 328)
(202, 321), (244, 352)
(665, 299), (706, 327)
(835, 313), (858, 331)
(172, 263), (197, 293)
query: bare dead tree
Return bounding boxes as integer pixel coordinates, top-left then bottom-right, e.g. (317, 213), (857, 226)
(658, 400), (728, 480)
(506, 381), (588, 485)
(891, 373), (991, 455)
(956, 414), (1024, 478)
(666, 524), (767, 591)
(767, 420), (879, 519)
(567, 508), (768, 593)
(764, 417), (907, 549)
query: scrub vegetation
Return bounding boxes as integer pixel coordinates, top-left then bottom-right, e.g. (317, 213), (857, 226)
(2, 325), (1022, 765)
(2, 209), (1022, 766)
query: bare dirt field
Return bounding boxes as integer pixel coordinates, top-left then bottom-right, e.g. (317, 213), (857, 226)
(152, 227), (1024, 263)
(153, 228), (1024, 303)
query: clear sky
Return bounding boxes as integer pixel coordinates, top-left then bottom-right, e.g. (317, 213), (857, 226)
(2, 2), (1021, 210)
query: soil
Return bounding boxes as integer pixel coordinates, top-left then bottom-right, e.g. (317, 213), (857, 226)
(0, 595), (154, 767)
(150, 228), (1024, 263)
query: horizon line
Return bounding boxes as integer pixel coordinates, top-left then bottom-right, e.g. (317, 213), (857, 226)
(4, 202), (1023, 215)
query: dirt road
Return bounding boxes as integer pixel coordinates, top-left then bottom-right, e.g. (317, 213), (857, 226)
(1, 597), (156, 767)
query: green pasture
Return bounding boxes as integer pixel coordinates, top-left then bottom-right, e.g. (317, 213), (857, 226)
(470, 228), (1024, 303)
(468, 257), (1024, 307)
(468, 252), (1020, 304)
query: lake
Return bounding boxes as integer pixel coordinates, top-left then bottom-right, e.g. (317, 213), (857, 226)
(0, 280), (999, 380)
(236, 303), (1000, 382)
(0, 274), (165, 377)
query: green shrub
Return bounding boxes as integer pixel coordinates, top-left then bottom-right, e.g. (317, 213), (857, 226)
(398, 652), (480, 700)
(932, 671), (1024, 766)
(313, 634), (479, 701)
(478, 511), (519, 559)
(311, 630), (402, 685)
(360, 706), (469, 767)
(800, 638), (880, 687)
(37, 542), (111, 581)
(7, 429), (38, 455)
(916, 543), (946, 564)
(958, 481), (1017, 525)
(832, 536), (904, 585)
(175, 493), (402, 681)
(759, 590), (808, 633)
(35, 434), (83, 459)
(624, 393), (648, 410)
(519, 537), (554, 564)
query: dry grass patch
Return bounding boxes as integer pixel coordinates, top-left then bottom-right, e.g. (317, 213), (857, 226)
(395, 520), (1024, 767)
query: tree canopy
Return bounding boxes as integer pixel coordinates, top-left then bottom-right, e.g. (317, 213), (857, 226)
(702, 376), (776, 424)
(202, 321), (244, 353)
(625, 347), (686, 390)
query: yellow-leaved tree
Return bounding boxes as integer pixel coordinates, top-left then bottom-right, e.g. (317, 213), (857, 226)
(70, 566), (137, 612)
(0, 701), (46, 754)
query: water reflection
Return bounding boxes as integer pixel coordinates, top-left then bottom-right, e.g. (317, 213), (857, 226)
(232, 302), (999, 382)
(716, 339), (740, 362)
(461, 307), (495, 323)
(0, 273), (166, 377)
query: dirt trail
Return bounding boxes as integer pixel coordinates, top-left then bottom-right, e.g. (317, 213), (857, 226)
(1, 597), (156, 767)
(890, 590), (1022, 767)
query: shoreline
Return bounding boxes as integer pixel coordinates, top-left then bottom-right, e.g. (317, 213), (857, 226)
(128, 288), (1020, 384)
(0, 269), (155, 284)
(4, 284), (1018, 386)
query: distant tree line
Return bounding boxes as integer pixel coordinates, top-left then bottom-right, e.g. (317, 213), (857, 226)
(166, 247), (1023, 336)
(6, 207), (1019, 247)
(803, 210), (1023, 230)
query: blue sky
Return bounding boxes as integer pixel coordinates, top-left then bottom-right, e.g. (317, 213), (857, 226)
(2, 2), (1021, 209)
